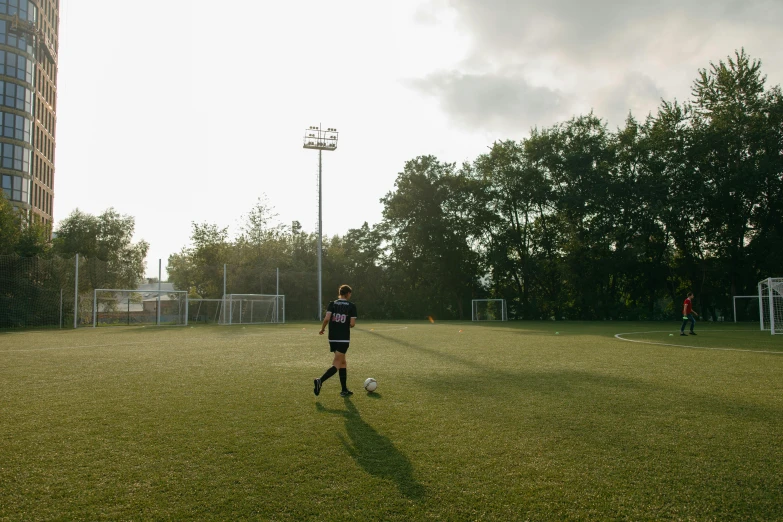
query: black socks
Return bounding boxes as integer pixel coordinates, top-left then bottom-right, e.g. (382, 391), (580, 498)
(339, 368), (347, 391)
(320, 366), (337, 382)
(318, 366), (347, 391)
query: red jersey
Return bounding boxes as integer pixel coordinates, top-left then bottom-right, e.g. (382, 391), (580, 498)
(683, 297), (693, 314)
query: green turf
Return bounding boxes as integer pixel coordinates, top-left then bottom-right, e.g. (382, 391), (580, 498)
(1, 321), (782, 520)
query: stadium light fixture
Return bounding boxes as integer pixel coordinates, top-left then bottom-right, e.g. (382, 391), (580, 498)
(303, 124), (339, 320)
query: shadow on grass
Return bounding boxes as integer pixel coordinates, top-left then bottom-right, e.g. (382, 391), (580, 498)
(316, 399), (425, 501)
(365, 328), (783, 423)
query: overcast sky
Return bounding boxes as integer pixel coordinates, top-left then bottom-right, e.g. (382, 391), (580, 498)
(53, 0), (783, 277)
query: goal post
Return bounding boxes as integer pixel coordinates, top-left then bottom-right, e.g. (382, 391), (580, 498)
(759, 278), (783, 335)
(220, 294), (285, 325)
(472, 299), (507, 321)
(732, 295), (760, 323)
(93, 289), (188, 327)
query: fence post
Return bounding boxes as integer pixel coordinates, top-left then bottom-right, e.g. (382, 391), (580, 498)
(59, 288), (63, 328)
(73, 254), (79, 329)
(157, 259), (161, 326)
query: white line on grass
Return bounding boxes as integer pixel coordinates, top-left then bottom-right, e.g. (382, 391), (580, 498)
(0, 340), (171, 353)
(614, 330), (783, 355)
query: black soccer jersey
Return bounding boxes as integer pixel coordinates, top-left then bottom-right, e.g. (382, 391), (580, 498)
(326, 299), (357, 341)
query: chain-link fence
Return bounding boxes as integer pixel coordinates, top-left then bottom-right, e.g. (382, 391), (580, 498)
(0, 254), (118, 328)
(1, 255), (477, 328)
(175, 262), (471, 321)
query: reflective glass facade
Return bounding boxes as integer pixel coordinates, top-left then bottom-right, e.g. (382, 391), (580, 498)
(0, 0), (57, 229)
(0, 20), (35, 55)
(0, 0), (36, 22)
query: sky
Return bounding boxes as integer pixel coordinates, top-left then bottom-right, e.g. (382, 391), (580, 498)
(52, 0), (783, 278)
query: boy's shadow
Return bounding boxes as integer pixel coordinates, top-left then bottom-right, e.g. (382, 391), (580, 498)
(316, 400), (425, 500)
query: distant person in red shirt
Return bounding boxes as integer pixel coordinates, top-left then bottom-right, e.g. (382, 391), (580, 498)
(680, 292), (699, 336)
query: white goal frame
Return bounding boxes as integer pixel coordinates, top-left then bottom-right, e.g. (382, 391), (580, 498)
(733, 295), (759, 323)
(93, 289), (188, 327)
(472, 299), (507, 321)
(220, 294), (285, 325)
(759, 278), (783, 335)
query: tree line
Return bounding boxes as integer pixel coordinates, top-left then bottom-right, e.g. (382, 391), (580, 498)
(3, 50), (781, 323)
(0, 202), (149, 327)
(170, 51), (783, 321)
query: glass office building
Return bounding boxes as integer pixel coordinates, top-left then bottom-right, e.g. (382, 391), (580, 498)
(0, 0), (58, 231)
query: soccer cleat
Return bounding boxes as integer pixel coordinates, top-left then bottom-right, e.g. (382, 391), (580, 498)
(313, 378), (322, 397)
(680, 332), (687, 336)
(689, 332), (697, 335)
(340, 389), (354, 397)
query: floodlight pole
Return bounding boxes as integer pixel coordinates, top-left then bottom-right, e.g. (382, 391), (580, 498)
(318, 149), (322, 321)
(303, 124), (338, 320)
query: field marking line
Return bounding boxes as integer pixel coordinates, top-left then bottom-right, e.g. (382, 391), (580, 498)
(359, 326), (409, 332)
(614, 330), (783, 355)
(0, 340), (173, 353)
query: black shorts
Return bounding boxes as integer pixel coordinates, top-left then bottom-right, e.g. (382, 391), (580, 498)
(329, 341), (349, 353)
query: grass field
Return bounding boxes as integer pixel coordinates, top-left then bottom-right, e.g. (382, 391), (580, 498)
(1, 321), (782, 521)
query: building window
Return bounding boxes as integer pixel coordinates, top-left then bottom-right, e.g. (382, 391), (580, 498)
(0, 50), (34, 84)
(0, 20), (36, 55)
(0, 1), (36, 22)
(1, 111), (31, 142)
(0, 81), (32, 114)
(1, 173), (28, 202)
(0, 142), (30, 172)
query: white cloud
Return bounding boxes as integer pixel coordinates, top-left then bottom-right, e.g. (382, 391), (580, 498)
(411, 69), (565, 134)
(410, 0), (783, 130)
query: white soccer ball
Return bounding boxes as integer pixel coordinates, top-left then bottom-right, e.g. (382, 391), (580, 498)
(363, 377), (377, 392)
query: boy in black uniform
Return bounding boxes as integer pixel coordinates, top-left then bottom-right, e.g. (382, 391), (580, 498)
(314, 285), (357, 397)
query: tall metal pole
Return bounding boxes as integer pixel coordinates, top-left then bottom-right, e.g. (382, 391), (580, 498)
(73, 253), (79, 329)
(318, 149), (323, 320)
(223, 264), (228, 325)
(157, 259), (161, 326)
(303, 124), (338, 321)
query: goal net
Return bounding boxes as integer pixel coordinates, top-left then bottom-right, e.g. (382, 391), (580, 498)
(472, 299), (507, 321)
(220, 294), (285, 325)
(93, 289), (188, 327)
(188, 298), (223, 324)
(759, 278), (783, 335)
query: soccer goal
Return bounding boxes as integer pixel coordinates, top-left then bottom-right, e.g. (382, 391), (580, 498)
(187, 298), (223, 324)
(759, 278), (783, 335)
(220, 294), (285, 325)
(472, 299), (507, 321)
(733, 295), (760, 323)
(93, 289), (188, 327)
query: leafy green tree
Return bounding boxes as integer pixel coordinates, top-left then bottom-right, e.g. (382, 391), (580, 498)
(0, 193), (50, 256)
(472, 140), (551, 318)
(168, 222), (231, 298)
(380, 156), (481, 319)
(688, 49), (783, 315)
(53, 208), (148, 289)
